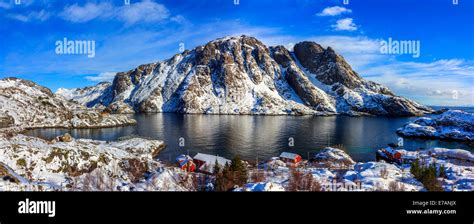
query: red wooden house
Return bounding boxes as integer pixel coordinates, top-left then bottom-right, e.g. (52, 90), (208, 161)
(279, 152), (302, 164)
(176, 154), (196, 172)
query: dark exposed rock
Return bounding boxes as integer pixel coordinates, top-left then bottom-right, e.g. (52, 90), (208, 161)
(0, 115), (14, 128)
(293, 41), (325, 72)
(56, 35), (433, 116)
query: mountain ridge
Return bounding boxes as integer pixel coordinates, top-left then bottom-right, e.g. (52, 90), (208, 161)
(56, 35), (433, 116)
(0, 77), (136, 129)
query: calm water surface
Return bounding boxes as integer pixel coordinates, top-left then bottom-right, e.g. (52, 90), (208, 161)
(26, 106), (474, 162)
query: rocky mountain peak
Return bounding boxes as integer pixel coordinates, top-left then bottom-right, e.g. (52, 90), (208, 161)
(56, 35), (433, 116)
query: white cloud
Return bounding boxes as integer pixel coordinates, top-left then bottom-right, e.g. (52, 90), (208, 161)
(332, 18), (357, 31)
(317, 6), (352, 16)
(60, 2), (113, 23)
(118, 0), (170, 25)
(309, 36), (384, 68)
(360, 59), (474, 106)
(60, 0), (173, 25)
(85, 72), (117, 82)
(7, 9), (51, 22)
(0, 2), (11, 9)
(262, 34), (473, 106)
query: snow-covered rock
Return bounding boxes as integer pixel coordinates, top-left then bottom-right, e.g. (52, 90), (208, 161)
(0, 133), (163, 185)
(424, 148), (474, 162)
(259, 146), (423, 191)
(397, 110), (474, 142)
(416, 148), (474, 191)
(0, 133), (197, 191)
(345, 162), (422, 191)
(313, 147), (356, 167)
(56, 82), (112, 108)
(57, 35), (432, 116)
(260, 146), (474, 191)
(236, 182), (285, 191)
(0, 77), (136, 130)
(377, 147), (474, 191)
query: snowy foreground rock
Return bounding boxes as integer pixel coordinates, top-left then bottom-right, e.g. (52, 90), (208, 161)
(1, 132), (472, 191)
(57, 35), (432, 116)
(241, 147), (474, 191)
(313, 147), (356, 167)
(397, 110), (474, 142)
(0, 133), (202, 191)
(0, 77), (136, 131)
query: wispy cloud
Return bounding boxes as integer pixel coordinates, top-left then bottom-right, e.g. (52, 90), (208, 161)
(118, 0), (170, 25)
(317, 6), (352, 16)
(7, 9), (51, 22)
(85, 72), (117, 82)
(332, 18), (358, 31)
(3, 0), (177, 24)
(60, 2), (113, 23)
(359, 59), (474, 106)
(0, 1), (11, 9)
(60, 0), (172, 25)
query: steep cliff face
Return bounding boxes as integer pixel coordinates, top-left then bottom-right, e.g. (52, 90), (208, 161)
(57, 35), (433, 116)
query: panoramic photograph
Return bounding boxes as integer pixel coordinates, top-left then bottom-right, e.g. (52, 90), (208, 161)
(0, 0), (473, 220)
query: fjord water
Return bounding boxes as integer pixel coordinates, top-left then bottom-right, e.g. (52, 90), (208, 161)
(27, 107), (474, 162)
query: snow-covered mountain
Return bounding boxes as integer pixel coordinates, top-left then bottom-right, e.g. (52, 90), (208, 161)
(57, 35), (432, 116)
(0, 77), (135, 129)
(397, 110), (474, 142)
(56, 82), (112, 108)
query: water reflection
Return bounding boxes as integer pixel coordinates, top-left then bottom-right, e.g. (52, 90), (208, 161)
(26, 113), (474, 162)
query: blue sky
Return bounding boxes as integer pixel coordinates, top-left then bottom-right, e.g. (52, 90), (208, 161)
(0, 0), (473, 106)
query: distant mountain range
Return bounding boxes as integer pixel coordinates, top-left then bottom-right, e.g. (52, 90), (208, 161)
(56, 35), (433, 116)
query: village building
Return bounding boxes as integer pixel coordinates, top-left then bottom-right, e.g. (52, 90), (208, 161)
(176, 154), (196, 172)
(279, 152), (302, 164)
(193, 153), (231, 174)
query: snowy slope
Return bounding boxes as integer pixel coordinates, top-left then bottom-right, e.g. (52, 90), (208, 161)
(56, 82), (112, 108)
(0, 77), (136, 129)
(259, 146), (474, 191)
(0, 133), (191, 191)
(56, 35), (432, 116)
(397, 110), (474, 142)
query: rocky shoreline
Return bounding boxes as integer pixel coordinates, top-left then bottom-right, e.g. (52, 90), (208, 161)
(0, 77), (472, 192)
(0, 133), (168, 191)
(397, 110), (474, 144)
(1, 132), (473, 191)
